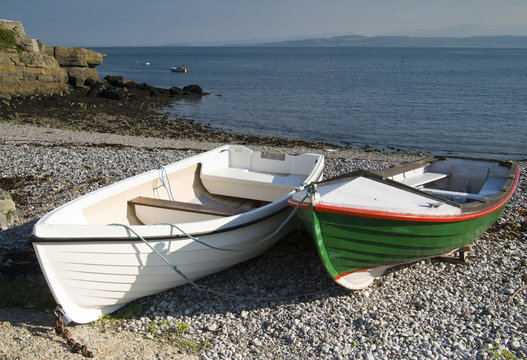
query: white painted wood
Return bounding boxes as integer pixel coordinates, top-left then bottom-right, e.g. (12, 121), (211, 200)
(478, 176), (505, 196)
(397, 171), (449, 187)
(200, 151), (321, 201)
(421, 188), (483, 200)
(294, 177), (460, 215)
(292, 158), (510, 212)
(200, 167), (305, 201)
(34, 212), (293, 323)
(422, 175), (506, 200)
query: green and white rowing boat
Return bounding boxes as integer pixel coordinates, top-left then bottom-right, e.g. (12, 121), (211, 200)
(289, 157), (519, 289)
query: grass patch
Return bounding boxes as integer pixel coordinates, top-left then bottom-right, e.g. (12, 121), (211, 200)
(98, 304), (144, 323)
(489, 343), (519, 360)
(0, 28), (19, 50)
(0, 275), (55, 310)
(172, 337), (211, 353)
(98, 310), (212, 355)
(174, 321), (190, 335)
(5, 209), (14, 222)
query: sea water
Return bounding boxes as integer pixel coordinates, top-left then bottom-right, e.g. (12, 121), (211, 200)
(93, 47), (527, 160)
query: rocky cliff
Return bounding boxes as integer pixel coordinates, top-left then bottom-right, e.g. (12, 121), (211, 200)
(0, 19), (103, 99)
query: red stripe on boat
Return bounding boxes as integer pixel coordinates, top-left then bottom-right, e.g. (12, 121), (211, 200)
(334, 268), (372, 280)
(290, 167), (520, 223)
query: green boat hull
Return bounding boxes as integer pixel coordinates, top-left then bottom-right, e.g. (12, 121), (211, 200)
(296, 205), (505, 283)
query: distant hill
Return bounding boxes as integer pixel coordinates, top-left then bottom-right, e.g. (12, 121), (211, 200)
(257, 35), (527, 47)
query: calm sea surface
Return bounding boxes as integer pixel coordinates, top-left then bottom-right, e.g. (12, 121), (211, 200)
(92, 47), (527, 160)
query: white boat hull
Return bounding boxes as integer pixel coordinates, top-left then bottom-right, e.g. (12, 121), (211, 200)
(32, 145), (324, 323)
(34, 209), (293, 324)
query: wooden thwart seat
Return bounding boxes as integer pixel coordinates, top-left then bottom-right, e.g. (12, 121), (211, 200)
(128, 196), (250, 217)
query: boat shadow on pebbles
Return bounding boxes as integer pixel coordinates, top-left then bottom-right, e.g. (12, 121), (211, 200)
(119, 233), (349, 318)
(118, 228), (473, 317)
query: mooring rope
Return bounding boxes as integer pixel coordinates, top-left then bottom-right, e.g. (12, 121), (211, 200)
(157, 165), (174, 201)
(107, 184), (340, 301)
(152, 184), (313, 252)
(108, 222), (200, 287)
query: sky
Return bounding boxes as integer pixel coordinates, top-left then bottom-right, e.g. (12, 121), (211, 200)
(3, 0), (527, 46)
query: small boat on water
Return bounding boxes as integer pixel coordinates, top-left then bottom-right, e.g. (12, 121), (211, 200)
(289, 157), (519, 290)
(31, 145), (324, 323)
(170, 66), (188, 73)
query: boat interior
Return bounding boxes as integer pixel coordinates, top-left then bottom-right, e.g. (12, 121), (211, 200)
(82, 147), (322, 226)
(380, 157), (512, 204)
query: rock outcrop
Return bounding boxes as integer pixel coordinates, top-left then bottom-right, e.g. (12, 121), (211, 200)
(0, 19), (103, 99)
(0, 188), (16, 230)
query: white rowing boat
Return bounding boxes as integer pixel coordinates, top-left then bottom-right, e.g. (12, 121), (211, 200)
(31, 145), (324, 323)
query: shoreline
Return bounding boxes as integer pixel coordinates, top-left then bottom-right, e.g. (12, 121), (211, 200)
(0, 81), (437, 157)
(2, 82), (523, 161)
(0, 85), (335, 151)
(0, 122), (403, 158)
(0, 120), (526, 359)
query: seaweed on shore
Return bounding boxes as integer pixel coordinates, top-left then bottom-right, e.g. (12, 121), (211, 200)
(0, 175), (52, 206)
(0, 76), (328, 149)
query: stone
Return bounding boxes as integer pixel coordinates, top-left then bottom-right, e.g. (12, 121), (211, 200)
(207, 323), (218, 332)
(0, 189), (12, 201)
(0, 188), (16, 230)
(510, 339), (521, 350)
(41, 43), (55, 57)
(86, 80), (108, 95)
(67, 67), (100, 88)
(84, 68), (100, 84)
(0, 19), (103, 98)
(105, 75), (133, 87)
(98, 89), (122, 100)
(67, 67), (88, 87)
(250, 339), (262, 346)
(183, 84), (203, 95)
(54, 46), (92, 67)
(169, 86), (183, 96)
(85, 50), (104, 68)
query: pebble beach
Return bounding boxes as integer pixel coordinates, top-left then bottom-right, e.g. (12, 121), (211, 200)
(0, 122), (526, 359)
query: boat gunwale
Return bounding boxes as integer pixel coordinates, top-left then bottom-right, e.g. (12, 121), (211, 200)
(32, 145), (325, 242)
(373, 156), (515, 179)
(289, 160), (519, 223)
(29, 202), (288, 243)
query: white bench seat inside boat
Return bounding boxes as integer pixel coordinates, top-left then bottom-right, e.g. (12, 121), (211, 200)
(199, 146), (320, 201)
(421, 176), (505, 201)
(201, 168), (304, 201)
(397, 171), (449, 187)
(477, 176), (505, 197)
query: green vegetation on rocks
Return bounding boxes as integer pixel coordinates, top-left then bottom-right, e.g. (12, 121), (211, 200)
(0, 28), (20, 50)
